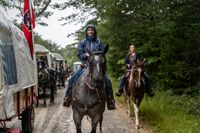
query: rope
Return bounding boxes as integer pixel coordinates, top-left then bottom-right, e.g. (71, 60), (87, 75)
(83, 57), (95, 89)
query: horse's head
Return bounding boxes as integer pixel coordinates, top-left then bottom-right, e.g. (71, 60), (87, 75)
(131, 58), (146, 88)
(86, 44), (109, 88)
(37, 60), (46, 80)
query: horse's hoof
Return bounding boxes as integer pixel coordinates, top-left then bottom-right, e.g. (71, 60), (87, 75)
(135, 125), (139, 129)
(55, 91), (57, 94)
(49, 100), (54, 103)
(43, 104), (46, 108)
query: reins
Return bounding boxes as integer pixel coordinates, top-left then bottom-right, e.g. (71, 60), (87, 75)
(129, 65), (144, 92)
(82, 57), (95, 89)
(82, 52), (106, 90)
(73, 97), (102, 114)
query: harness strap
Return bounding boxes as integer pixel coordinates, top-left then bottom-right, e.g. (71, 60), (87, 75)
(73, 97), (102, 113)
(129, 81), (139, 93)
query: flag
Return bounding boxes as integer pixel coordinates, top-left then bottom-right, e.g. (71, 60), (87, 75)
(23, 0), (35, 56)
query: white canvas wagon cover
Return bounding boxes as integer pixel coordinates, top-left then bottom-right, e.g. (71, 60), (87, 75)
(34, 44), (49, 54)
(0, 12), (37, 119)
(34, 44), (51, 67)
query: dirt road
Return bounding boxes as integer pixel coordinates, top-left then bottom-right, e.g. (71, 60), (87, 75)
(0, 81), (149, 133)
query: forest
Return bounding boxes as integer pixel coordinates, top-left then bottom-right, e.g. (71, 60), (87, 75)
(54, 0), (200, 96)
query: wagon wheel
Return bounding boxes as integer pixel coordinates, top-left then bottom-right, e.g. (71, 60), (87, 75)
(22, 105), (35, 133)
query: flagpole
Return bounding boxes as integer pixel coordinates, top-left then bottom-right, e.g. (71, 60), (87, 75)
(28, 0), (38, 103)
(29, 0), (34, 52)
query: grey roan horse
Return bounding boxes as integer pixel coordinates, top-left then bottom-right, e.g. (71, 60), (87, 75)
(72, 44), (109, 133)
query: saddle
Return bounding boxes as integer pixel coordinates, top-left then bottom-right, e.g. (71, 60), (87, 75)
(66, 69), (113, 108)
(66, 70), (84, 102)
(81, 64), (86, 70)
(123, 69), (131, 78)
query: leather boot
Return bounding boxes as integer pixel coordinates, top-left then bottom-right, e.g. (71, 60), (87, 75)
(115, 83), (124, 97)
(105, 86), (116, 110)
(63, 89), (72, 108)
(146, 84), (154, 97)
(107, 96), (116, 110)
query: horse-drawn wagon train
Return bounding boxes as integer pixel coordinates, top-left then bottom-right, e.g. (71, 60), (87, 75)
(52, 53), (66, 89)
(34, 44), (57, 107)
(0, 12), (38, 133)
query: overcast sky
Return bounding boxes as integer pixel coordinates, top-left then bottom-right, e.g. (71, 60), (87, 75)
(0, 1), (84, 48)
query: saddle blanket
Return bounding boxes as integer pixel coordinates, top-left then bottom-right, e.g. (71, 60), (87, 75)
(75, 70), (85, 83)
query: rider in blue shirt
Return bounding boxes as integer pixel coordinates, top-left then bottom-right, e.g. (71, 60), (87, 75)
(63, 24), (116, 109)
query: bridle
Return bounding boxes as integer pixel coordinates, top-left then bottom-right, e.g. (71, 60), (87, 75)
(83, 51), (106, 90)
(129, 65), (145, 91)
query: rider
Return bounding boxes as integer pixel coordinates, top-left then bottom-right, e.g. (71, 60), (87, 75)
(116, 45), (154, 97)
(63, 24), (116, 109)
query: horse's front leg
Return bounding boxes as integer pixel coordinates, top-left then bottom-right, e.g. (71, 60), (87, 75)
(130, 94), (139, 129)
(59, 76), (61, 89)
(127, 95), (132, 117)
(73, 110), (83, 133)
(43, 84), (46, 107)
(50, 84), (54, 103)
(133, 102), (139, 129)
(91, 115), (102, 133)
(99, 115), (103, 132)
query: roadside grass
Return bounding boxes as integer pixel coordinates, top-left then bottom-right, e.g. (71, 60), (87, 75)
(110, 76), (200, 133)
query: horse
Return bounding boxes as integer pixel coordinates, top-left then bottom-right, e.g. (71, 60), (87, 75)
(123, 58), (146, 129)
(66, 65), (71, 79)
(71, 44), (109, 133)
(56, 62), (65, 89)
(37, 60), (56, 107)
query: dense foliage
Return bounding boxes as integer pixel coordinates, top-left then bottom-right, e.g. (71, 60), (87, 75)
(56, 0), (200, 95)
(1, 0), (200, 95)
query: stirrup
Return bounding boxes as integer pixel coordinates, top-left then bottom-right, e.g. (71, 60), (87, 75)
(147, 90), (154, 97)
(63, 99), (71, 108)
(107, 103), (116, 110)
(116, 91), (122, 97)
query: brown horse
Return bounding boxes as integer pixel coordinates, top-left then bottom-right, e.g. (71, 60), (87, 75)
(123, 58), (146, 129)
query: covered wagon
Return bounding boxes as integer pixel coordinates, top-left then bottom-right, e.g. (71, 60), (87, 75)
(34, 44), (56, 107)
(0, 12), (38, 132)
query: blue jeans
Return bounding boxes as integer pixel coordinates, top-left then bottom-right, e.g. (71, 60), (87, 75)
(118, 75), (126, 90)
(105, 75), (115, 106)
(118, 74), (151, 91)
(144, 74), (150, 87)
(64, 67), (82, 100)
(64, 67), (115, 105)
